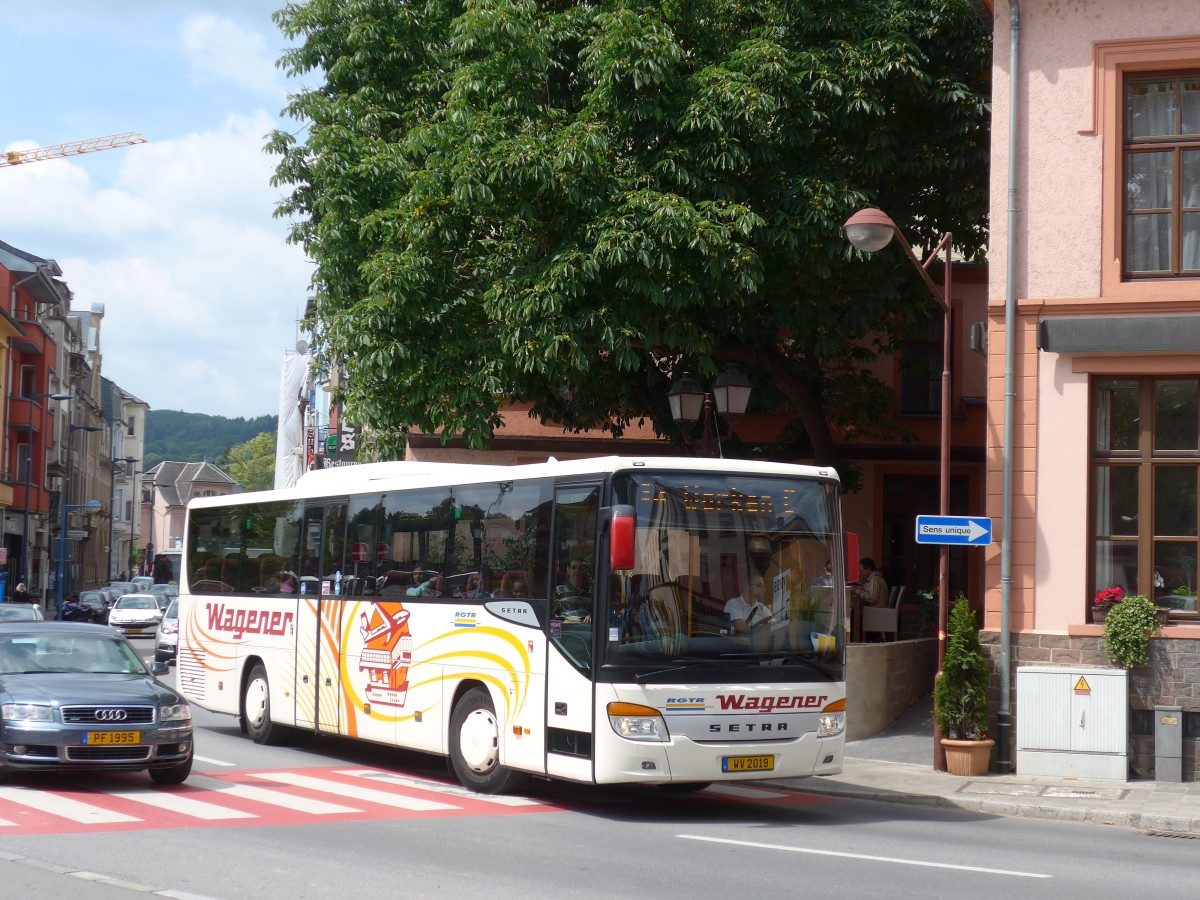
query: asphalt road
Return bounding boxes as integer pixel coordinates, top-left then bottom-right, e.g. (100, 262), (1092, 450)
(0, 638), (1195, 899)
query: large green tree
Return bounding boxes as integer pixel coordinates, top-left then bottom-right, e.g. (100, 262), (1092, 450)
(268, 0), (990, 467)
(221, 432), (277, 492)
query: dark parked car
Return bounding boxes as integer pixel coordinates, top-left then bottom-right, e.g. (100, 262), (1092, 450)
(0, 622), (193, 783)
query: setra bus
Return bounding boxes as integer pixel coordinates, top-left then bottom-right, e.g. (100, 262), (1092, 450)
(177, 456), (853, 793)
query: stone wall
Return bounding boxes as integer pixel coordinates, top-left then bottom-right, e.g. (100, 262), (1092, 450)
(981, 631), (1200, 780)
(846, 637), (937, 741)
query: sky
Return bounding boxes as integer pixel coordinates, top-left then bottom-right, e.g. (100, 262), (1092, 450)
(0, 1), (314, 420)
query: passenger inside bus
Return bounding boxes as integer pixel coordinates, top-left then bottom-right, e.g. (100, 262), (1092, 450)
(555, 556), (592, 622)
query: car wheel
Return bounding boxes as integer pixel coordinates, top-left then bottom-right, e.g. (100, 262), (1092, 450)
(149, 750), (193, 785)
(243, 663), (285, 745)
(448, 687), (527, 794)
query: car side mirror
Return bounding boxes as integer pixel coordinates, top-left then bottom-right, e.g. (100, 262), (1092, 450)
(150, 661), (170, 677)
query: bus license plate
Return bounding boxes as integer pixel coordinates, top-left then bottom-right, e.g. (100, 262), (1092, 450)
(85, 731), (140, 745)
(722, 755), (774, 773)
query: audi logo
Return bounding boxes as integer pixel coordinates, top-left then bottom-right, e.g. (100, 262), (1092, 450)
(94, 709), (128, 722)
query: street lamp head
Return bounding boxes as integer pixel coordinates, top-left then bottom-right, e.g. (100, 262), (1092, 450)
(844, 207), (897, 254)
(667, 372), (705, 423)
(42, 392), (72, 402)
(712, 363), (752, 419)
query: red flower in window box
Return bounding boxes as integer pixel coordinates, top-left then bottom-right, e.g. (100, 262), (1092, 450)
(1094, 586), (1124, 609)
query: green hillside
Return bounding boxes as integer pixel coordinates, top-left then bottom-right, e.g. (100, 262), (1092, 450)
(144, 410), (278, 470)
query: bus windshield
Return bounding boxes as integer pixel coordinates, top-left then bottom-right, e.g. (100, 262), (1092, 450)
(602, 472), (844, 673)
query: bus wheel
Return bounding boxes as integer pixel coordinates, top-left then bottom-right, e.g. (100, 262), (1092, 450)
(449, 688), (526, 794)
(243, 664), (283, 745)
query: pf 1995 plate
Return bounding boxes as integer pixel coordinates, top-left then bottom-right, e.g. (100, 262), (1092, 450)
(84, 731), (140, 745)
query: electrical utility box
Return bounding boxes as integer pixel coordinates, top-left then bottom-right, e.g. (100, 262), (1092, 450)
(1016, 666), (1128, 780)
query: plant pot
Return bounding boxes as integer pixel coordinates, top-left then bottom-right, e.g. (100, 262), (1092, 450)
(1156, 607), (1171, 626)
(1092, 606), (1108, 624)
(941, 738), (995, 776)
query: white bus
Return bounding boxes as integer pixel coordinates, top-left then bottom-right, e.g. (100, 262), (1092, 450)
(177, 456), (853, 793)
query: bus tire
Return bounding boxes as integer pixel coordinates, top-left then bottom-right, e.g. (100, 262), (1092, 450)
(243, 664), (284, 745)
(448, 688), (526, 794)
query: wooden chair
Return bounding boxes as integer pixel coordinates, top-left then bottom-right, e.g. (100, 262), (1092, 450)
(863, 585), (904, 641)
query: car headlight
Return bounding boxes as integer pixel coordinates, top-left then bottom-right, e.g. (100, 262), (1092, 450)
(607, 702), (668, 742)
(162, 622), (178, 635)
(160, 703), (192, 723)
(2, 703), (53, 722)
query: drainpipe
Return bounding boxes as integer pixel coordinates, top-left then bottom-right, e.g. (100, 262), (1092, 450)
(996, 0), (1021, 774)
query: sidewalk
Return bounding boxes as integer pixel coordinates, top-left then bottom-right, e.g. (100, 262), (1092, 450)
(774, 695), (1200, 834)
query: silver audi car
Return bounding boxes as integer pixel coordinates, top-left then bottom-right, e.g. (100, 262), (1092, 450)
(0, 622), (192, 783)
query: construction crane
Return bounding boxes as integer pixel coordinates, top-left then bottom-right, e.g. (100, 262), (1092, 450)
(1, 132), (147, 168)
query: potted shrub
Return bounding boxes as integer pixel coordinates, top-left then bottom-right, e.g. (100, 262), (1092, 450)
(1103, 593), (1160, 669)
(934, 595), (994, 776)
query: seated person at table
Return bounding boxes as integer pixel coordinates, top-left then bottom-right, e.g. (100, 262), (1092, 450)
(724, 573), (772, 634)
(851, 558), (888, 607)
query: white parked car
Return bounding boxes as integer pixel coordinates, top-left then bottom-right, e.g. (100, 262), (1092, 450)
(106, 593), (164, 637)
(154, 598), (179, 662)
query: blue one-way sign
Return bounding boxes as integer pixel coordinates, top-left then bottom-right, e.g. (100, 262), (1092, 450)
(915, 515), (993, 546)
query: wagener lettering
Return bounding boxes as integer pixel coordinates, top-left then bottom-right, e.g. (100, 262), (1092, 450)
(716, 694), (828, 713)
(206, 603), (295, 640)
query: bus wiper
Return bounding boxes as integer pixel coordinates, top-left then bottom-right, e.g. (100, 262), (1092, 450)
(714, 651), (839, 680)
(634, 658), (724, 682)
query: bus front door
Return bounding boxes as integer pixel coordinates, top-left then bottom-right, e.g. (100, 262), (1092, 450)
(295, 501), (347, 734)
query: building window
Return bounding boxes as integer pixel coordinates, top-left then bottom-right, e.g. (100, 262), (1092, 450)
(1091, 378), (1199, 617)
(1124, 74), (1200, 277)
(898, 312), (948, 415)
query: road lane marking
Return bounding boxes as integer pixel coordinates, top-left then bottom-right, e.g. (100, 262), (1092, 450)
(677, 835), (1052, 879)
(0, 786), (140, 824)
(194, 755), (236, 767)
(337, 770), (541, 806)
(254, 771), (460, 811)
(204, 781), (362, 814)
(106, 789), (257, 820)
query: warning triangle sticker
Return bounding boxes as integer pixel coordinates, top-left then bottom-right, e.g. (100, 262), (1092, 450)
(1074, 676), (1091, 693)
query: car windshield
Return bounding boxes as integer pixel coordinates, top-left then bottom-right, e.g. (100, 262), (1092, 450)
(108, 582), (134, 594)
(0, 607), (40, 622)
(0, 634), (148, 675)
(165, 599), (179, 618)
(117, 596), (157, 610)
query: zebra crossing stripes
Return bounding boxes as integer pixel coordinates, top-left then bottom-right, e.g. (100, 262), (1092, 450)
(0, 768), (817, 835)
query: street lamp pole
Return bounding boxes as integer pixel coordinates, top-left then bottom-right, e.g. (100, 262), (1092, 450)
(56, 423), (102, 617)
(845, 207), (953, 773)
(17, 391), (71, 590)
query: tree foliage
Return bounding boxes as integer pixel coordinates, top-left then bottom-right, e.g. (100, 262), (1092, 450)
(144, 411), (278, 470)
(221, 432), (278, 492)
(933, 595), (989, 740)
(269, 0), (991, 467)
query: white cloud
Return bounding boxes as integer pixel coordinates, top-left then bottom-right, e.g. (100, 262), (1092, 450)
(0, 113), (312, 418)
(182, 14), (285, 98)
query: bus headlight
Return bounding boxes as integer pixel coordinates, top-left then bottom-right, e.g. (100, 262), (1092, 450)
(818, 698), (846, 737)
(607, 702), (668, 742)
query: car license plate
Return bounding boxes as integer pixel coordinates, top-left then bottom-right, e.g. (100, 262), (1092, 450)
(84, 731), (140, 745)
(126, 628), (144, 634)
(722, 755), (774, 773)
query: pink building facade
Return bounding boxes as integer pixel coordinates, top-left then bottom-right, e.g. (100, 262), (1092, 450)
(985, 1), (1200, 776)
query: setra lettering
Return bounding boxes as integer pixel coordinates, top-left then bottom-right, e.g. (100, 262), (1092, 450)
(206, 603), (295, 640)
